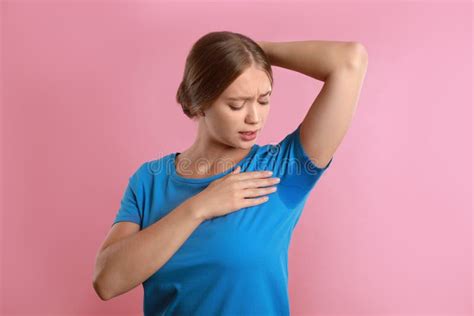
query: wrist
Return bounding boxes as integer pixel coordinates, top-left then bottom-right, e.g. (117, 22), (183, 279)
(184, 197), (207, 222)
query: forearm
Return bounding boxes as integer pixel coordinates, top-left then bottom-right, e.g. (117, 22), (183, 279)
(93, 198), (204, 300)
(258, 40), (366, 81)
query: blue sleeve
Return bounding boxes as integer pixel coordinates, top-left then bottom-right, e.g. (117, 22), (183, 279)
(112, 166), (144, 228)
(272, 123), (333, 193)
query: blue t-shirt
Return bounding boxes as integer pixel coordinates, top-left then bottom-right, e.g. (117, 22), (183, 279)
(113, 123), (333, 315)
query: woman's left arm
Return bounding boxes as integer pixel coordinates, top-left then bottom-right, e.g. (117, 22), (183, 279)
(258, 40), (368, 169)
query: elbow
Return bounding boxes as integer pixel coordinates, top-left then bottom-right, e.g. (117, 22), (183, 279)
(345, 42), (368, 70)
(93, 263), (114, 301)
(93, 252), (113, 301)
(93, 279), (113, 301)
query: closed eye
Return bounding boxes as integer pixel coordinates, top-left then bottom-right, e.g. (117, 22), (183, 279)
(228, 101), (269, 111)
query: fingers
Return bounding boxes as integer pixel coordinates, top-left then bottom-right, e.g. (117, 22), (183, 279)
(242, 195), (269, 207)
(232, 169), (274, 180)
(242, 186), (277, 198)
(232, 166), (241, 174)
(239, 177), (280, 189)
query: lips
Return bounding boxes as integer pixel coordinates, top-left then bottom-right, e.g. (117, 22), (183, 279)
(239, 129), (258, 141)
(239, 129), (258, 134)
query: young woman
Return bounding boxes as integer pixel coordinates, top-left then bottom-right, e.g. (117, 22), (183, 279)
(93, 31), (368, 315)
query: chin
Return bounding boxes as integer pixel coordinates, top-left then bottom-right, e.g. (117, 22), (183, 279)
(238, 140), (256, 148)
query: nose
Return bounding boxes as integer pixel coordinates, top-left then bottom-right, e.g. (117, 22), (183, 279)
(245, 104), (261, 124)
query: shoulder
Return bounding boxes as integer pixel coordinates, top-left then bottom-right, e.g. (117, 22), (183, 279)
(132, 154), (173, 182)
(254, 128), (298, 160)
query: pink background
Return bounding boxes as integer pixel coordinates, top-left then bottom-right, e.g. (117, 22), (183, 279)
(1, 1), (472, 315)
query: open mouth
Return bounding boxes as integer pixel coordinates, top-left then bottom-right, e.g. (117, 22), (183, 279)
(239, 130), (258, 141)
(239, 131), (256, 135)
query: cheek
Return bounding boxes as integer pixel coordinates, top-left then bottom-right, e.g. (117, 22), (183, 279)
(222, 115), (243, 130)
(209, 111), (241, 130)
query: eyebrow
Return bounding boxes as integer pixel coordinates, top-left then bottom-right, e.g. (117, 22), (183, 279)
(225, 90), (272, 101)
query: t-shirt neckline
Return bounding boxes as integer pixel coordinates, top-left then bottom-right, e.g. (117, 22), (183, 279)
(170, 144), (258, 184)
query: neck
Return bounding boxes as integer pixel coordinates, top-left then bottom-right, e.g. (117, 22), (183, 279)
(175, 124), (252, 177)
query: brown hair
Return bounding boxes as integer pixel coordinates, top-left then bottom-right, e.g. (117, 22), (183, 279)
(176, 31), (273, 120)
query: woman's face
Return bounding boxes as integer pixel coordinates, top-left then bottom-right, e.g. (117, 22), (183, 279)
(201, 66), (272, 149)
